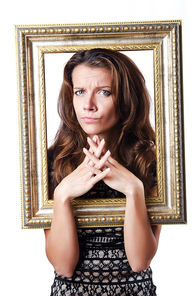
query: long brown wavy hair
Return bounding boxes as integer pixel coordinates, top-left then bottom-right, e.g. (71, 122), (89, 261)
(48, 48), (156, 196)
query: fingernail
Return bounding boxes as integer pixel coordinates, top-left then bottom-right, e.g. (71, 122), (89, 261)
(101, 138), (105, 144)
(106, 150), (110, 155)
(93, 135), (97, 141)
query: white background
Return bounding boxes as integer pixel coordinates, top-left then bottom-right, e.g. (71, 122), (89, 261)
(0, 1), (195, 295)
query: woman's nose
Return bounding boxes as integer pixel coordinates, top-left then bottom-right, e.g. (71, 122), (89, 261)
(83, 93), (97, 111)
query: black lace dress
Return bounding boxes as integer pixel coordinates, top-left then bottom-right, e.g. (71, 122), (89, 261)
(50, 180), (157, 296)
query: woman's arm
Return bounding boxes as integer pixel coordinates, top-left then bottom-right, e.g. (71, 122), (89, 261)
(84, 141), (161, 273)
(45, 196), (79, 278)
(45, 146), (110, 277)
(124, 184), (161, 272)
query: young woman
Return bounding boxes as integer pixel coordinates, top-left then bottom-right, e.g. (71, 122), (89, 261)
(45, 48), (161, 296)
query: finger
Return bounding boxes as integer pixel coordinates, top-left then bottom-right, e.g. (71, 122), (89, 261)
(87, 136), (107, 168)
(83, 147), (99, 166)
(83, 148), (111, 169)
(85, 139), (97, 166)
(87, 137), (105, 159)
(84, 153), (91, 164)
(89, 167), (111, 184)
(92, 135), (99, 144)
(86, 136), (107, 168)
(105, 156), (122, 170)
(85, 164), (102, 175)
(83, 142), (96, 165)
(96, 150), (111, 169)
(93, 135), (101, 146)
(107, 156), (130, 175)
(84, 136), (100, 167)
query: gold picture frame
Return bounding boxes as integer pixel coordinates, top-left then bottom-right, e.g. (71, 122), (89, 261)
(15, 20), (186, 229)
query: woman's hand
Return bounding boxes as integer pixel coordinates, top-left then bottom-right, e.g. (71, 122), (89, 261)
(84, 136), (144, 198)
(54, 139), (110, 202)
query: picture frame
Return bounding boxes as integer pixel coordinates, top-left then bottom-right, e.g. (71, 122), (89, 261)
(15, 20), (186, 229)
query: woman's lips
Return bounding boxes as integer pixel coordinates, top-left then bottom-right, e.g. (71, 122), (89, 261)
(82, 117), (99, 123)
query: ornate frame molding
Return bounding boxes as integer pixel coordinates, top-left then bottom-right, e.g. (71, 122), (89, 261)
(15, 20), (186, 228)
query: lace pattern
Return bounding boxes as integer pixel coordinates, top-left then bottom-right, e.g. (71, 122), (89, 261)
(51, 280), (156, 296)
(51, 228), (157, 296)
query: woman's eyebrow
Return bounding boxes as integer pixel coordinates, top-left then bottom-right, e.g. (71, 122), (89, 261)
(94, 86), (112, 89)
(73, 86), (111, 89)
(97, 86), (111, 88)
(73, 87), (84, 90)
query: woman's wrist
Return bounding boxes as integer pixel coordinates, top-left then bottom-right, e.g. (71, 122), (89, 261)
(125, 183), (147, 221)
(54, 186), (72, 205)
(124, 179), (144, 199)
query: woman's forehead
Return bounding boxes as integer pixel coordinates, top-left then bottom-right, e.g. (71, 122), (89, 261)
(72, 65), (112, 86)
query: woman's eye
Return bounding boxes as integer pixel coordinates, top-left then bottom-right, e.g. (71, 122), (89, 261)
(100, 90), (111, 96)
(75, 90), (84, 95)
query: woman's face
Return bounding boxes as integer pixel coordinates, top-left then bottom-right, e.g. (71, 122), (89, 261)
(72, 65), (119, 141)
